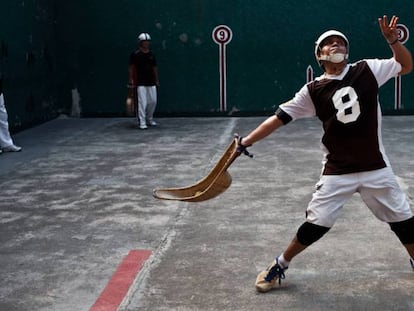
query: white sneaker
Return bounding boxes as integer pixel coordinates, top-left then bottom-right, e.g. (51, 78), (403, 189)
(255, 258), (288, 293)
(139, 124), (148, 130)
(148, 120), (157, 126)
(2, 144), (22, 152)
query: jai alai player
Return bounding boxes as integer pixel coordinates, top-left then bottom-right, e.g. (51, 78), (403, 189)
(236, 15), (414, 292)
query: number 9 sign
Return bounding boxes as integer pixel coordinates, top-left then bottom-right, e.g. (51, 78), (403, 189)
(212, 25), (233, 45)
(212, 25), (233, 112)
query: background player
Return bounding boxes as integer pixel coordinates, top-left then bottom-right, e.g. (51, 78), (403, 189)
(237, 15), (414, 292)
(129, 33), (159, 130)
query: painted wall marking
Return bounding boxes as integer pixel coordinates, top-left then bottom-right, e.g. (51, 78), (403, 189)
(306, 65), (314, 83)
(212, 25), (232, 112)
(394, 24), (409, 110)
(397, 23), (409, 44)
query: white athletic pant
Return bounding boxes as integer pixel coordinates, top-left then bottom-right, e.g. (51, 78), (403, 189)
(306, 167), (413, 227)
(0, 93), (14, 148)
(136, 86), (157, 126)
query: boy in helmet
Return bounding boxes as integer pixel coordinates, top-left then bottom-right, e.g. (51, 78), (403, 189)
(237, 15), (414, 292)
(129, 33), (159, 129)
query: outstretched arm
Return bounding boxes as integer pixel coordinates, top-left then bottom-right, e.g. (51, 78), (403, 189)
(240, 115), (284, 147)
(378, 15), (413, 75)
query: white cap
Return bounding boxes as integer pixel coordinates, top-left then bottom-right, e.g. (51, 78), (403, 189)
(138, 33), (151, 42)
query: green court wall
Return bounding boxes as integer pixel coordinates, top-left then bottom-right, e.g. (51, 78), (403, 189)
(1, 1), (413, 131)
(0, 0), (59, 130)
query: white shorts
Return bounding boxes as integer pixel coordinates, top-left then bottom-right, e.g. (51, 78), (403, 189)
(306, 167), (413, 227)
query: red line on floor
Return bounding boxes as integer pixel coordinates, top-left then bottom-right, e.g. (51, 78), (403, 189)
(89, 249), (152, 311)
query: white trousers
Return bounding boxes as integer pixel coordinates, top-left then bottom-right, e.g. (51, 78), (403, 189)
(306, 167), (413, 227)
(0, 93), (14, 148)
(136, 86), (157, 126)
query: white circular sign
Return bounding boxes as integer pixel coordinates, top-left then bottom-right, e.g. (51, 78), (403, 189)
(397, 24), (409, 44)
(212, 25), (233, 45)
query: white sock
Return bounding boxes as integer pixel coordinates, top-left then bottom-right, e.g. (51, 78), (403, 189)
(277, 254), (290, 268)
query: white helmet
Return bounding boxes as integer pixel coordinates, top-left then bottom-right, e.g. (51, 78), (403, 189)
(314, 30), (349, 66)
(138, 33), (151, 42)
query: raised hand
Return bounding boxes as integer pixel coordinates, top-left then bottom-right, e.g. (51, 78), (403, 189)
(378, 15), (399, 44)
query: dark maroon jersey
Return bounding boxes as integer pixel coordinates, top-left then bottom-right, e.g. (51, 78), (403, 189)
(277, 59), (402, 175)
(129, 50), (157, 86)
(308, 61), (385, 174)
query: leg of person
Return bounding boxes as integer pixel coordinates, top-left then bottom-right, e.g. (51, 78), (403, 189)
(0, 93), (21, 152)
(134, 87), (140, 125)
(255, 174), (357, 292)
(359, 167), (414, 270)
(409, 244), (414, 271)
(146, 85), (157, 126)
(255, 223), (330, 292)
(137, 86), (148, 129)
(389, 218), (414, 270)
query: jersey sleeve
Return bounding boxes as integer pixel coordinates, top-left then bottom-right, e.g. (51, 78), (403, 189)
(277, 84), (316, 121)
(365, 58), (402, 87)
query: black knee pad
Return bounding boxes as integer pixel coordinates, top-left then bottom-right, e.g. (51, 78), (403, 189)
(296, 222), (330, 246)
(389, 216), (414, 244)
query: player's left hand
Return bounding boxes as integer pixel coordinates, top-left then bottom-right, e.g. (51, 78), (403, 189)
(378, 15), (399, 44)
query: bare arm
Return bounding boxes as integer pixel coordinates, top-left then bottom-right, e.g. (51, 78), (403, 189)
(153, 66), (159, 87)
(241, 115), (284, 146)
(378, 15), (413, 75)
(128, 64), (136, 85)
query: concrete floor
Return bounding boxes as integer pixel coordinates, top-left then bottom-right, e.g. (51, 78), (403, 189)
(0, 116), (413, 311)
